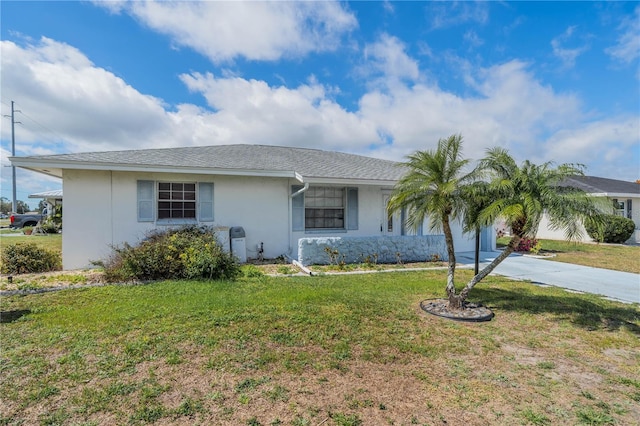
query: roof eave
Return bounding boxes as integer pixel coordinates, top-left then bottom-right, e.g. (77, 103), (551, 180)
(9, 157), (300, 180)
(593, 192), (640, 198)
(303, 177), (399, 186)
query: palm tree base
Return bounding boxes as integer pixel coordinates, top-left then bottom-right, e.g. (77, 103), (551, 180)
(420, 299), (494, 322)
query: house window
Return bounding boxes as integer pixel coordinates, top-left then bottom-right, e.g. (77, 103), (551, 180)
(613, 199), (625, 217)
(292, 186), (358, 231)
(158, 182), (196, 219)
(137, 181), (214, 223)
(305, 187), (345, 229)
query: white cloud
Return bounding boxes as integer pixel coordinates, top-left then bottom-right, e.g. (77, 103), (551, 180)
(542, 117), (640, 180)
(551, 26), (590, 69)
(1, 36), (378, 156)
(361, 34), (420, 85)
(96, 0), (357, 63)
(0, 38), (172, 153)
(178, 72), (378, 151)
(605, 5), (640, 64)
(463, 30), (484, 49)
(360, 60), (589, 163)
(2, 33), (638, 200)
(427, 1), (489, 30)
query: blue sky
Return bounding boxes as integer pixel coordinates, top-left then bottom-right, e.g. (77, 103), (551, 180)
(1, 1), (639, 207)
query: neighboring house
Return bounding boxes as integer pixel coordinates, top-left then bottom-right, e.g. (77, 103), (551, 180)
(11, 144), (493, 269)
(537, 175), (640, 244)
(28, 189), (63, 215)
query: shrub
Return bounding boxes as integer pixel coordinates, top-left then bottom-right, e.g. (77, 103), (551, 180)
(585, 214), (635, 244)
(515, 237), (539, 253)
(1, 243), (62, 274)
(98, 226), (240, 282)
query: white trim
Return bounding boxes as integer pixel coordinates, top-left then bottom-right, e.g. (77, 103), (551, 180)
(593, 192), (640, 198)
(302, 177), (397, 186)
(10, 158), (300, 180)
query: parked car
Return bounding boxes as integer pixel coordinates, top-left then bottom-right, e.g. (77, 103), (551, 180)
(10, 213), (46, 228)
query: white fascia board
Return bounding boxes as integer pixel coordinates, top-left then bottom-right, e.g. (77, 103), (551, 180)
(10, 158), (299, 179)
(592, 192), (640, 198)
(294, 172), (305, 183)
(303, 177), (398, 186)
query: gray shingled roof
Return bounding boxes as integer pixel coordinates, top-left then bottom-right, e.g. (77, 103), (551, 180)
(561, 176), (640, 195)
(13, 144), (406, 182)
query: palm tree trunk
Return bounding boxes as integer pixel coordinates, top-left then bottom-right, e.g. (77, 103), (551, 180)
(441, 214), (460, 307)
(456, 235), (522, 303)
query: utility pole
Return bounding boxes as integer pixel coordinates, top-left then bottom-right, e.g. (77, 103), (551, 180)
(11, 101), (17, 213)
(4, 101), (21, 213)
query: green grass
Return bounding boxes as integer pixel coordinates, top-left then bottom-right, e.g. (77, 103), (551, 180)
(1, 271), (638, 425)
(0, 233), (62, 252)
(497, 237), (640, 274)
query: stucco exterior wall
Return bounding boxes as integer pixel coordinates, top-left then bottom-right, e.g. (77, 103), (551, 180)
(62, 170), (115, 269)
(61, 170), (292, 269)
(61, 170), (491, 270)
(298, 235), (447, 265)
(536, 214), (592, 243)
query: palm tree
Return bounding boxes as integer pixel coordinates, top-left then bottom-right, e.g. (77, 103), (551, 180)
(387, 134), (477, 308)
(453, 147), (606, 305)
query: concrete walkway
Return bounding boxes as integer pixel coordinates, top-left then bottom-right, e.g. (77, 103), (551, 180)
(456, 251), (640, 304)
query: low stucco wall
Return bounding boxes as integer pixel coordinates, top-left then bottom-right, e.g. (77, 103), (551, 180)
(297, 235), (447, 266)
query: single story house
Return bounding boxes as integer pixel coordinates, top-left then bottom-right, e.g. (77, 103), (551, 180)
(11, 144), (494, 269)
(537, 175), (640, 244)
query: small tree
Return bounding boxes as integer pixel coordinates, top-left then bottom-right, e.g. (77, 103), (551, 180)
(15, 200), (30, 214)
(387, 134), (478, 309)
(452, 148), (606, 306)
(0, 197), (11, 214)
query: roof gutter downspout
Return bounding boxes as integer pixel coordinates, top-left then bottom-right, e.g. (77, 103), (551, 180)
(290, 182), (309, 198)
(288, 175), (309, 261)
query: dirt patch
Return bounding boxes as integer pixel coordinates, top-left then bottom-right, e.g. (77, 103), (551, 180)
(0, 269), (104, 292)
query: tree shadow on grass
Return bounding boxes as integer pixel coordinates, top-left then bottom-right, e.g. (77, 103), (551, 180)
(472, 287), (640, 335)
(0, 309), (31, 324)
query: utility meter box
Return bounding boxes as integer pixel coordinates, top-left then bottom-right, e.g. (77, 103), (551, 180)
(229, 227), (247, 263)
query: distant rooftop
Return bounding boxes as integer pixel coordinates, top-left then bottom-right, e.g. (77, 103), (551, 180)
(28, 189), (63, 199)
(561, 175), (640, 196)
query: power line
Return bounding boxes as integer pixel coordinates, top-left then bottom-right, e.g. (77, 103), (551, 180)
(2, 100), (69, 151)
(17, 106), (69, 147)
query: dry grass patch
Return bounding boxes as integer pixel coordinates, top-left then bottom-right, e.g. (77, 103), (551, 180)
(1, 271), (638, 425)
(498, 238), (640, 274)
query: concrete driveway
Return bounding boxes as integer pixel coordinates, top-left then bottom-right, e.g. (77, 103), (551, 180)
(456, 251), (640, 304)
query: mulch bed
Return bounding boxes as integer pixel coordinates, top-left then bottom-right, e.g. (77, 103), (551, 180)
(420, 299), (494, 322)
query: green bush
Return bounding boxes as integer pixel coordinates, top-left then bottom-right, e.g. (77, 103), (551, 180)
(585, 214), (635, 244)
(98, 225), (240, 282)
(1, 243), (62, 274)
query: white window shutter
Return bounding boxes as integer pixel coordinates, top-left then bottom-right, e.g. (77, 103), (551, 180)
(137, 180), (155, 222)
(292, 185), (304, 231)
(346, 187), (358, 230)
(198, 182), (214, 222)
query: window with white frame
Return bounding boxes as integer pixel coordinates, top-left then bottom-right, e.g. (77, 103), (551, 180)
(305, 187), (345, 229)
(292, 185), (358, 232)
(613, 199), (625, 217)
(137, 181), (214, 223)
(158, 182), (196, 219)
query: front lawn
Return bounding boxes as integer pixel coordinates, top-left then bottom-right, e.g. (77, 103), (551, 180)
(498, 238), (640, 274)
(1, 271), (638, 425)
(0, 233), (62, 253)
